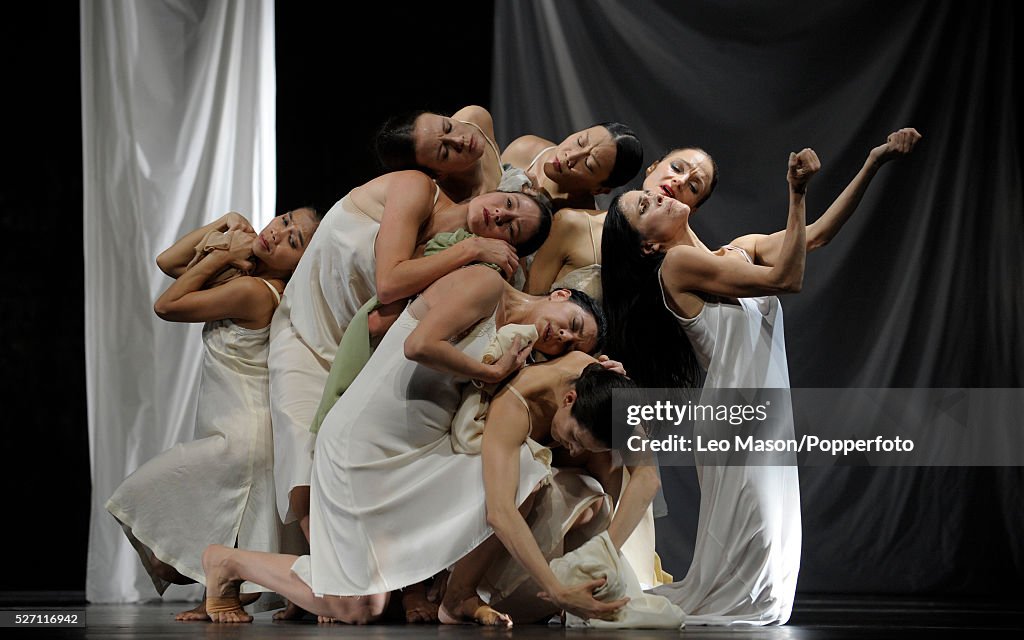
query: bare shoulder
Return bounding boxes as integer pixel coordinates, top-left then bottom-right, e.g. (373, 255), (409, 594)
(425, 264), (505, 302)
(355, 169), (435, 201)
(501, 135), (554, 166)
(452, 105), (494, 132)
(226, 276), (279, 321)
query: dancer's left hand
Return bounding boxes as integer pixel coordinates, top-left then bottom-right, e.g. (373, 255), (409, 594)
(870, 127), (922, 165)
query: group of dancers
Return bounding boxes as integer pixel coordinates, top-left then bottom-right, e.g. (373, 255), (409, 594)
(106, 104), (920, 627)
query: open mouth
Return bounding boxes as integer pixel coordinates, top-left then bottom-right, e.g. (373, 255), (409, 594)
(260, 235), (270, 251)
(661, 184), (674, 199)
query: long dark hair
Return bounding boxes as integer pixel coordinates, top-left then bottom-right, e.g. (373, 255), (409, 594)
(570, 362), (636, 447)
(597, 122), (644, 188)
(600, 194), (701, 388)
(507, 185), (553, 257)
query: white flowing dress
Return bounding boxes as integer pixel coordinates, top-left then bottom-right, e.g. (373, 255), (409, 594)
(291, 307), (553, 596)
(649, 247), (802, 625)
(268, 193), (383, 523)
(106, 281), (284, 594)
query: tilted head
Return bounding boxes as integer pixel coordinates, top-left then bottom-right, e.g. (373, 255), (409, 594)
(608, 190), (691, 255)
(251, 207), (321, 272)
(550, 362), (637, 456)
(543, 122), (644, 194)
(375, 111), (486, 177)
(465, 184), (553, 256)
(523, 288), (606, 357)
(643, 147), (718, 210)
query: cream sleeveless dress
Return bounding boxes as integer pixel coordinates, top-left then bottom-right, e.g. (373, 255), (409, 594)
(291, 307), (552, 596)
(550, 213), (602, 302)
(268, 187), (438, 523)
(649, 246), (801, 625)
(107, 280), (285, 594)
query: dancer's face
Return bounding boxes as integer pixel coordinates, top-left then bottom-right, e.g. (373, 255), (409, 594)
(412, 113), (485, 175)
(527, 290), (599, 356)
(466, 191), (543, 246)
(544, 126), (617, 194)
(251, 208), (318, 271)
(619, 189), (690, 254)
(550, 390), (610, 457)
(642, 148), (715, 210)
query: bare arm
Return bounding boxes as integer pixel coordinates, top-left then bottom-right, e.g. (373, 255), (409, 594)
(451, 105), (496, 143)
(403, 267), (529, 383)
(605, 464), (660, 551)
(663, 149), (820, 298)
(482, 393), (627, 620)
(733, 128), (921, 265)
(156, 212), (253, 278)
(374, 171), (518, 303)
(153, 235), (274, 325)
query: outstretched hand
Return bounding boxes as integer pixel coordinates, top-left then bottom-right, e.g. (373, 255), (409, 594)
(869, 127), (922, 165)
(538, 578), (628, 621)
(787, 148), (821, 194)
(220, 211), (254, 234)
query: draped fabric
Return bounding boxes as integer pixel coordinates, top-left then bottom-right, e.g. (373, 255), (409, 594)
(493, 0), (1023, 593)
(82, 0), (276, 602)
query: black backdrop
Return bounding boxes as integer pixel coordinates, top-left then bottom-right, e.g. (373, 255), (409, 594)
(1, 1), (1020, 598)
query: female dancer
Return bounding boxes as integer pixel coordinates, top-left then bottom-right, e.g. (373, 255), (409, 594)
(199, 265), (605, 624)
(375, 105), (504, 202)
(440, 353), (662, 625)
(602, 128), (920, 624)
(523, 146), (716, 301)
(270, 171), (553, 542)
(502, 122), (644, 211)
(106, 208), (320, 619)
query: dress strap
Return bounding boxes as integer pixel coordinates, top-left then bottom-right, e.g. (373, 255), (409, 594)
(587, 215), (599, 264)
(458, 119), (503, 179)
(505, 385), (533, 432)
(527, 145), (557, 172)
(432, 182), (441, 206)
(721, 244), (754, 264)
(258, 278), (282, 307)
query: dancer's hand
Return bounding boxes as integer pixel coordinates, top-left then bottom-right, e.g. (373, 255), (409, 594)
(787, 148), (821, 194)
(466, 237), (520, 280)
(869, 127), (922, 166)
(539, 578), (628, 621)
(219, 211), (254, 234)
(597, 355), (627, 376)
(484, 336), (532, 383)
(225, 230), (257, 273)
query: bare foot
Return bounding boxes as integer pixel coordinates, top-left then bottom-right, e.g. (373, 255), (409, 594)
(201, 545), (253, 623)
(439, 592), (512, 627)
(272, 600), (309, 621)
(402, 583), (439, 623)
(317, 615), (341, 624)
(174, 601), (208, 622)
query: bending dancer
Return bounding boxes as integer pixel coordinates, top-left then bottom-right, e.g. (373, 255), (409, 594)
(106, 209), (320, 620)
(270, 172), (553, 543)
(375, 105), (504, 202)
(440, 354), (662, 625)
(502, 123), (644, 211)
(601, 128), (921, 625)
(200, 265), (604, 624)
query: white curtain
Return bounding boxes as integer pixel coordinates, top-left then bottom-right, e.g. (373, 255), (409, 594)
(82, 0), (276, 602)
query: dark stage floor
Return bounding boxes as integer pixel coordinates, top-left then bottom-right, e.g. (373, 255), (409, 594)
(2, 596), (1021, 638)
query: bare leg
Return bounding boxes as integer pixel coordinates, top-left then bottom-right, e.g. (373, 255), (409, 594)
(150, 558), (195, 586)
(440, 492), (539, 627)
(288, 486), (312, 542)
(202, 544), (389, 624)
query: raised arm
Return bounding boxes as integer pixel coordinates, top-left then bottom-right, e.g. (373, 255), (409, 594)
(732, 128), (921, 265)
(662, 149), (819, 299)
(153, 232), (275, 326)
(374, 171), (517, 304)
(156, 212), (254, 278)
(482, 392), (627, 621)
(403, 267), (529, 383)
